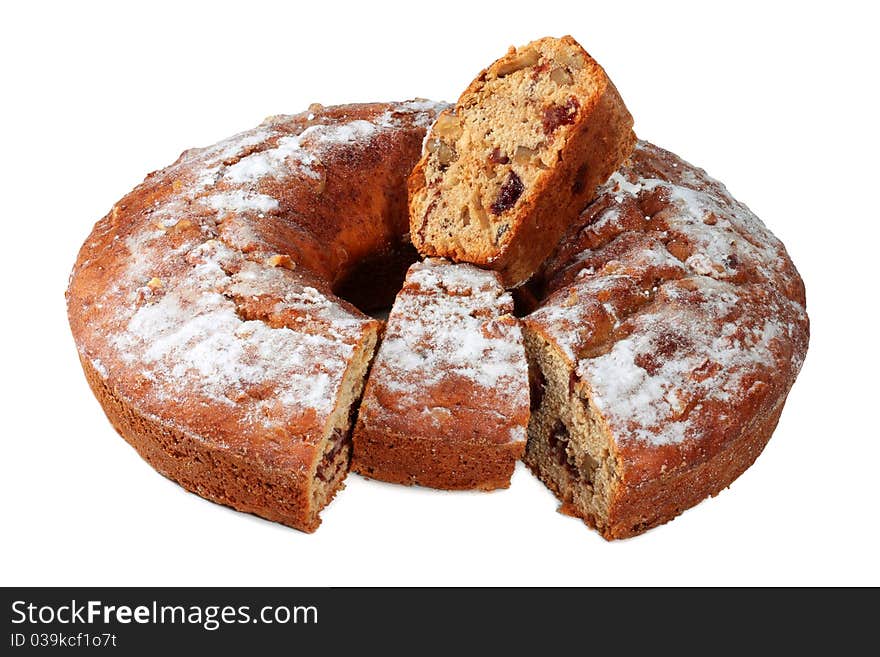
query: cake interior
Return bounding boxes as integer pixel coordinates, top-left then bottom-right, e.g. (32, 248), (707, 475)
(523, 329), (620, 530)
(309, 330), (379, 516)
(415, 38), (599, 258)
(308, 242), (420, 511)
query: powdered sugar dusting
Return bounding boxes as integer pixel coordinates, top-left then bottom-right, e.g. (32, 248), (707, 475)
(204, 191), (279, 214)
(380, 259), (525, 391)
(609, 170), (642, 196)
(210, 129), (274, 162)
(199, 100), (447, 189)
(395, 98), (449, 114)
(367, 258), (528, 443)
(577, 279), (784, 445)
(110, 241), (363, 420)
(69, 100), (448, 442)
(143, 100), (446, 228)
(381, 99), (450, 130)
(222, 133), (322, 183)
(530, 141), (808, 447)
(90, 358), (108, 378)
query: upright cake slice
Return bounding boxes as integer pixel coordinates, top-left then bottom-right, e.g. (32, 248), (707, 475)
(409, 35), (635, 287)
(351, 258), (529, 490)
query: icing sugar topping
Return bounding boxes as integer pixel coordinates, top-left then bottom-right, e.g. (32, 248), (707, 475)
(577, 279), (784, 445)
(368, 258), (528, 441)
(110, 240), (364, 422)
(168, 100), (448, 217)
(84, 102), (452, 432)
(531, 142), (808, 447)
(70, 100), (453, 452)
(205, 191), (279, 214)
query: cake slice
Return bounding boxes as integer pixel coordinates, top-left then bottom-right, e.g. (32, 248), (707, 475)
(351, 258), (529, 490)
(521, 142), (809, 539)
(409, 35), (635, 287)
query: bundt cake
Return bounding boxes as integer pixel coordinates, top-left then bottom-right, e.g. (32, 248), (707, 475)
(351, 258), (529, 490)
(66, 100), (446, 532)
(67, 47), (808, 540)
(522, 141), (809, 539)
(409, 35), (635, 287)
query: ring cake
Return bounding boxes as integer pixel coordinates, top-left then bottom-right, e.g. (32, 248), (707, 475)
(66, 101), (445, 532)
(68, 36), (808, 538)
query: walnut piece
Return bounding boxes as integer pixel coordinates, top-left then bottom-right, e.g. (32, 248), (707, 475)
(426, 139), (457, 167)
(514, 146), (538, 165)
(433, 112), (463, 141)
(496, 49), (540, 77)
(559, 50), (585, 71)
(550, 67), (574, 86)
(267, 254), (296, 270)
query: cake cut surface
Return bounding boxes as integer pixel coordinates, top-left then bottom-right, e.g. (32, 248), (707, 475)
(409, 35), (635, 287)
(352, 258), (529, 490)
(68, 42), (808, 539)
(522, 141), (809, 539)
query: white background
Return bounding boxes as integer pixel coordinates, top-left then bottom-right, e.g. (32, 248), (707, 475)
(2, 1), (878, 586)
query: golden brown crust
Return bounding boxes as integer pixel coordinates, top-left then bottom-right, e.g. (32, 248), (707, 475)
(68, 84), (805, 539)
(350, 258), (529, 490)
(522, 141), (809, 538)
(599, 395), (788, 539)
(409, 36), (635, 287)
(67, 101), (444, 531)
(526, 361), (788, 539)
(354, 429), (524, 491)
(80, 355), (323, 531)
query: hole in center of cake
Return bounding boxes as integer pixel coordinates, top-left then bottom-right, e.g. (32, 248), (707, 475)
(333, 242), (420, 317)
